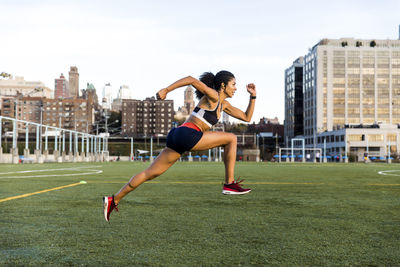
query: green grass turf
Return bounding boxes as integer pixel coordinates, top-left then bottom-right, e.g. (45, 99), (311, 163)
(0, 162), (399, 266)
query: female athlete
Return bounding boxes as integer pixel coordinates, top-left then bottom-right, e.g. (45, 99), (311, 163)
(103, 70), (256, 221)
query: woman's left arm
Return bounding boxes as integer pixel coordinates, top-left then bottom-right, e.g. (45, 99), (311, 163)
(223, 83), (256, 122)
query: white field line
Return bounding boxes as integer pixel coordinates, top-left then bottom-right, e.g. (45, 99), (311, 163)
(0, 165), (101, 175)
(0, 166), (103, 179)
(377, 170), (400, 177)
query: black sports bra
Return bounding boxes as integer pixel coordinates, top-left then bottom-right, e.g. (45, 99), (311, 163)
(191, 100), (223, 128)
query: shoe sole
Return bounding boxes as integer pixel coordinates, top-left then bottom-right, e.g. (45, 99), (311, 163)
(103, 197), (109, 221)
(222, 189), (251, 195)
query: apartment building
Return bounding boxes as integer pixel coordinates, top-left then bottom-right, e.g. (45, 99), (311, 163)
(1, 93), (97, 134)
(122, 97), (174, 136)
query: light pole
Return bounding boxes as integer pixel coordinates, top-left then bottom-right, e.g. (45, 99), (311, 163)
(39, 102), (43, 153)
(104, 109), (109, 153)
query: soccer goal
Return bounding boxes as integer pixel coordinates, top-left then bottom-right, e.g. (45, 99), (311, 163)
(278, 147), (322, 163)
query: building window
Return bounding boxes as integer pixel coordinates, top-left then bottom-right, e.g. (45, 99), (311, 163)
(367, 134), (383, 142)
(387, 134), (397, 142)
(348, 134), (363, 141)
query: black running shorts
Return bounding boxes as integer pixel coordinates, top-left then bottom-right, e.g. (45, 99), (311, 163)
(166, 126), (203, 155)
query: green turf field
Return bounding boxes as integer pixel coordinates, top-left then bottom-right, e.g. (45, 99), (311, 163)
(1, 162), (399, 266)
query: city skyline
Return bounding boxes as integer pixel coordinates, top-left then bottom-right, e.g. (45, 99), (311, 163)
(1, 0), (400, 123)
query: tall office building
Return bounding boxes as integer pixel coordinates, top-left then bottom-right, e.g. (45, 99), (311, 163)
(284, 57), (304, 146)
(102, 83), (113, 110)
(111, 85), (132, 112)
(184, 86), (195, 113)
(303, 38), (400, 144)
(118, 85), (131, 99)
(54, 73), (69, 99)
(286, 37), (400, 160)
(69, 66), (79, 98)
(222, 111), (229, 124)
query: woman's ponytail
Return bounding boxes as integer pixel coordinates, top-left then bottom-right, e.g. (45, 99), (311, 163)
(196, 72), (215, 99)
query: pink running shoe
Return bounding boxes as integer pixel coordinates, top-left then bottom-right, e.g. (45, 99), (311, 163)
(103, 195), (118, 221)
(222, 179), (251, 195)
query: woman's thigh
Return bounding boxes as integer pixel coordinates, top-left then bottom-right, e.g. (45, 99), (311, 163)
(145, 147), (181, 176)
(191, 131), (236, 151)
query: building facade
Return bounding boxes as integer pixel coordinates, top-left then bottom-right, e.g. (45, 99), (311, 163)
(175, 86), (196, 121)
(183, 86), (195, 113)
(42, 98), (93, 133)
(1, 91), (98, 134)
(54, 73), (69, 99)
(316, 125), (399, 161)
(68, 66), (79, 98)
(118, 85), (131, 99)
(122, 97), (174, 136)
(286, 37), (400, 160)
(1, 96), (43, 133)
(112, 85), (132, 112)
(302, 38), (400, 146)
(0, 75), (53, 100)
(284, 57), (304, 146)
(222, 112), (229, 124)
(102, 83), (113, 110)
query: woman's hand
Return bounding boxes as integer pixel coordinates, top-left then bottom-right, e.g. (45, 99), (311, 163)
(246, 83), (256, 97)
(156, 88), (168, 100)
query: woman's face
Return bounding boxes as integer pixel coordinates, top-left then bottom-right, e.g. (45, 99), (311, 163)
(223, 78), (237, 98)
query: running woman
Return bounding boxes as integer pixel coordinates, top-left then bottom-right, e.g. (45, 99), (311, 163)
(103, 70), (256, 221)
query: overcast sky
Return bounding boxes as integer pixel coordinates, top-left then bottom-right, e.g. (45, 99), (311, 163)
(1, 0), (399, 123)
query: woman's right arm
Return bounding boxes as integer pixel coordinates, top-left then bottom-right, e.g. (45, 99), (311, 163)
(156, 76), (218, 101)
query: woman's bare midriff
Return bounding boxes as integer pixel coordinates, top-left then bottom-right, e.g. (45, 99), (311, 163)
(185, 115), (211, 132)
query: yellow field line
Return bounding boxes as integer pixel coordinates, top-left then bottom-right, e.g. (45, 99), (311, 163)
(368, 184), (400, 186)
(0, 182), (83, 203)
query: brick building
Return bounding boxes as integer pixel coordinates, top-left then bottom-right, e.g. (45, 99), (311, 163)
(42, 98), (93, 133)
(1, 96), (42, 133)
(1, 87), (99, 133)
(122, 97), (174, 136)
(54, 73), (69, 99)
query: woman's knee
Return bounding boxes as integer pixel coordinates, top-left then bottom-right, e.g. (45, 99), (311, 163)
(227, 133), (237, 145)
